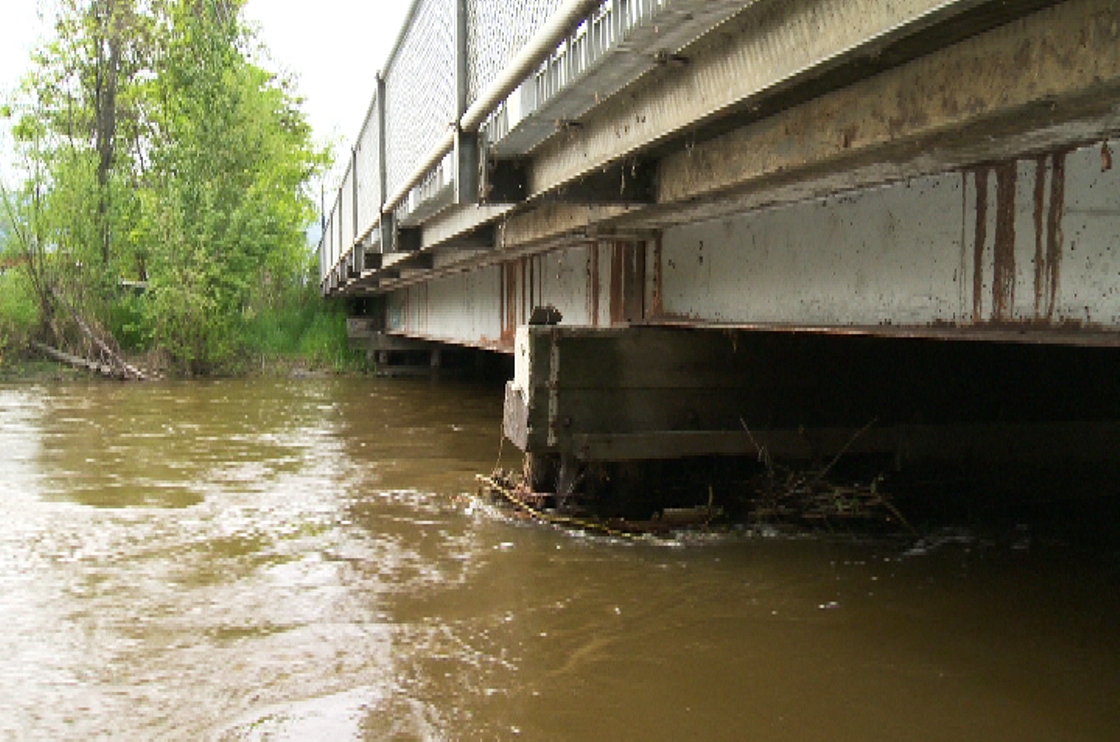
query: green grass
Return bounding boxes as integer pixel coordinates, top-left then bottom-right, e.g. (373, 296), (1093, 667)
(0, 269), (39, 361)
(241, 297), (363, 373)
(0, 265), (361, 376)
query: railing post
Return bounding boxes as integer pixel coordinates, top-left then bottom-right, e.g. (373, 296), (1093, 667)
(454, 0), (479, 205)
(319, 181), (327, 293)
(337, 186), (344, 260)
(351, 146), (359, 245)
(351, 145), (364, 274)
(377, 72), (394, 254)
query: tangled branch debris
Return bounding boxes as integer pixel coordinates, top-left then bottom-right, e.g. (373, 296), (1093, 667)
(747, 467), (915, 535)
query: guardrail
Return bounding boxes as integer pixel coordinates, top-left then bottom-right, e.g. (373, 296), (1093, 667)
(318, 0), (745, 296)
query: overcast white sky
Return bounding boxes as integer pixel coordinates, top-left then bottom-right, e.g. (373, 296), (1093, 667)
(0, 0), (412, 187)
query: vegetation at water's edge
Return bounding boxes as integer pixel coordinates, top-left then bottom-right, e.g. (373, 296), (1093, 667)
(0, 269), (40, 367)
(0, 0), (359, 377)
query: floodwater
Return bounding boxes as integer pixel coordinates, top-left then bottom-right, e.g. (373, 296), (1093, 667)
(1, 377), (1118, 741)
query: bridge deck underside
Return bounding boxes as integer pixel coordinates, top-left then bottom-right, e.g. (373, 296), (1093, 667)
(503, 325), (1120, 465)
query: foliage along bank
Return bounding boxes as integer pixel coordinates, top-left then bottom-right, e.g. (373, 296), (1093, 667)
(0, 0), (356, 376)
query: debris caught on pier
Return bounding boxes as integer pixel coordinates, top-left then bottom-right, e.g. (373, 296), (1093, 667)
(477, 458), (915, 539)
(477, 470), (678, 540)
(740, 416), (915, 534)
(746, 466), (915, 535)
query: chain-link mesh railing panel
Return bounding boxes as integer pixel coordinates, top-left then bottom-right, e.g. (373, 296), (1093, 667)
(319, 224), (327, 285)
(484, 0), (745, 155)
(466, 0), (564, 105)
(339, 164), (356, 251)
(324, 208), (337, 272)
(355, 98), (381, 240)
(384, 0), (456, 198)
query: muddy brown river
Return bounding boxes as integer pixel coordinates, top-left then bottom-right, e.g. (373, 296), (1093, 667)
(1, 377), (1118, 740)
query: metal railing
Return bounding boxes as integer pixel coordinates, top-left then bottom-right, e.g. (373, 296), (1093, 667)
(318, 0), (746, 295)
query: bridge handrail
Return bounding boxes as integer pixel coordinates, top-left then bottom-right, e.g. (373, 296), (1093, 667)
(318, 0), (735, 294)
(320, 0), (593, 289)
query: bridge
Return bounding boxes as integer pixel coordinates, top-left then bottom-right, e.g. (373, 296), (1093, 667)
(319, 0), (1120, 494)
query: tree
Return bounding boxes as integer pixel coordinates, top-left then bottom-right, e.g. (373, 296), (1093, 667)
(139, 0), (325, 372)
(7, 0), (326, 374)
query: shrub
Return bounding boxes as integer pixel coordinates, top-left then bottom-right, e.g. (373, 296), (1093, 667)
(0, 269), (39, 360)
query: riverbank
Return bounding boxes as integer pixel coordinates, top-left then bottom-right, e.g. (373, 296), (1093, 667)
(0, 346), (365, 382)
(0, 358), (87, 383)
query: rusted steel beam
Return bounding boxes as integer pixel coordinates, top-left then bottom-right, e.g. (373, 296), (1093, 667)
(527, 0), (1061, 199)
(652, 0), (1120, 222)
(496, 0), (1120, 249)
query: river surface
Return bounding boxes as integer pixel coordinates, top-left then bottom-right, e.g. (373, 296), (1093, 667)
(1, 377), (1119, 741)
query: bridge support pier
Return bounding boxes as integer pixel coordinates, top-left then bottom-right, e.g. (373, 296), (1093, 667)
(504, 324), (1120, 504)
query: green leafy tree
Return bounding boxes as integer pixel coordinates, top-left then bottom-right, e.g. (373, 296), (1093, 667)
(140, 0), (325, 373)
(7, 0), (328, 374)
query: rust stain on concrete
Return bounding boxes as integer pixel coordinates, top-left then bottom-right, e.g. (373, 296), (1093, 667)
(993, 162), (1017, 321)
(501, 262), (518, 346)
(972, 167), (989, 322)
(650, 234), (664, 318)
(404, 287), (411, 333)
(610, 242), (625, 325)
(521, 257), (528, 327)
(1033, 156), (1047, 318)
(609, 241), (646, 325)
(1044, 150), (1069, 320)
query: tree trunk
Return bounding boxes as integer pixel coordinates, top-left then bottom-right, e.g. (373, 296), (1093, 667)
(94, 0), (122, 266)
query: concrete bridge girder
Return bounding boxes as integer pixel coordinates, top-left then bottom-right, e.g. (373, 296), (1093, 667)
(383, 237), (649, 351)
(659, 145), (1120, 332)
(341, 0), (1072, 293)
(380, 138), (1120, 350)
(528, 0), (1060, 197)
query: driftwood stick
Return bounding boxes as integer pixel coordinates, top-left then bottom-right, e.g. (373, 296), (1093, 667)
(50, 288), (146, 380)
(812, 417), (877, 483)
(32, 341), (117, 378)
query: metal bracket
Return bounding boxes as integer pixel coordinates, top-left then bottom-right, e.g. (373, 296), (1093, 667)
(379, 212), (395, 254)
(455, 129), (480, 205)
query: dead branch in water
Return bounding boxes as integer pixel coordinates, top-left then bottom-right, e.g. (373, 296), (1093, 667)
(49, 289), (149, 380)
